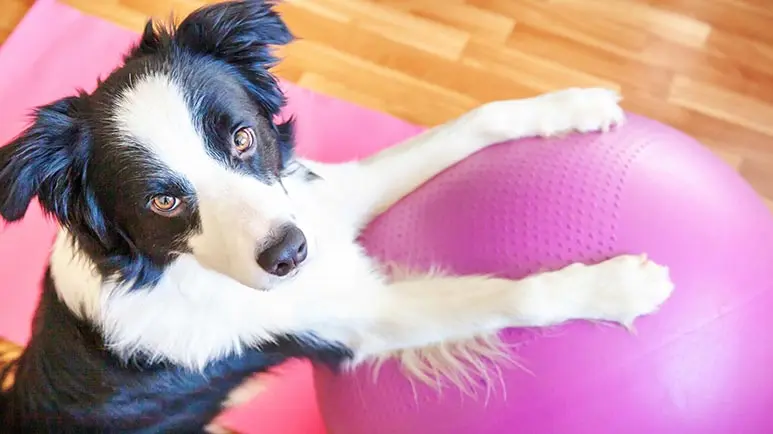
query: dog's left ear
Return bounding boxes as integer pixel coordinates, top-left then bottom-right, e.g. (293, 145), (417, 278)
(0, 96), (87, 223)
(173, 0), (294, 115)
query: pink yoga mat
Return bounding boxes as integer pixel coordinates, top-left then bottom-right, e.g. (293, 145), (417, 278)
(0, 1), (422, 432)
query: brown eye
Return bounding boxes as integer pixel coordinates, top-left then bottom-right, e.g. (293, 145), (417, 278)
(150, 195), (181, 216)
(233, 127), (255, 153)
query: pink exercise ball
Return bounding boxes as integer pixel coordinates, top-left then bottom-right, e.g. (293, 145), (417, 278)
(312, 113), (773, 433)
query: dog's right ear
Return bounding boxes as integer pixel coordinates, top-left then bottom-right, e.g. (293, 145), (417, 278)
(173, 0), (294, 115)
(126, 19), (164, 59)
(0, 96), (86, 223)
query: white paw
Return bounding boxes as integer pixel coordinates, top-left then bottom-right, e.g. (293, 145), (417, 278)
(581, 254), (674, 329)
(533, 87), (625, 137)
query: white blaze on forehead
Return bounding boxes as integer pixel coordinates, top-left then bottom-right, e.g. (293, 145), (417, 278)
(114, 73), (218, 179)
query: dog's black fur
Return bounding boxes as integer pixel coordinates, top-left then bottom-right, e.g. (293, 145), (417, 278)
(1, 271), (348, 433)
(0, 1), (352, 432)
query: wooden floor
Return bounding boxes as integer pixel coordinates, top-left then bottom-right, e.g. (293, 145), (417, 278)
(2, 0), (772, 206)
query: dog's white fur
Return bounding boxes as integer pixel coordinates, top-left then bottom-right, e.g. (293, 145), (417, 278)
(50, 83), (674, 374)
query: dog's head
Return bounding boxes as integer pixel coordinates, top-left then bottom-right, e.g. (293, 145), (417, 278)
(0, 1), (311, 291)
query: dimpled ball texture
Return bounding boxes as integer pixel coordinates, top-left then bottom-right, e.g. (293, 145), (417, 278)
(312, 113), (773, 434)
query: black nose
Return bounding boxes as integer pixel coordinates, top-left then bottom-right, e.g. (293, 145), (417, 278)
(256, 224), (308, 276)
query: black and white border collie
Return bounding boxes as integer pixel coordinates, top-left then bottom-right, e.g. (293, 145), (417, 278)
(0, 1), (673, 432)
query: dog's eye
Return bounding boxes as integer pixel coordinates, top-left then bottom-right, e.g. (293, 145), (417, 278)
(150, 195), (182, 216)
(233, 127), (255, 153)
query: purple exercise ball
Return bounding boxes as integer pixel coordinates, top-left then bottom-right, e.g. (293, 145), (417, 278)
(312, 113), (773, 433)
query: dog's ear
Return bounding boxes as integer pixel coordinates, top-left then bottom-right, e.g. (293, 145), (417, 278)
(173, 0), (294, 115)
(174, 0), (293, 60)
(0, 96), (87, 224)
(127, 19), (165, 59)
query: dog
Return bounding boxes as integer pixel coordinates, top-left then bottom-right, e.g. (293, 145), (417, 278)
(0, 1), (674, 432)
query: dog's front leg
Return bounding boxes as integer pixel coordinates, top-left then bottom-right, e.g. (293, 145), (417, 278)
(300, 88), (624, 228)
(117, 252), (670, 374)
(272, 254), (672, 366)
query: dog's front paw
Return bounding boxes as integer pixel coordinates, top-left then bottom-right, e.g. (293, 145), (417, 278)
(534, 87), (625, 137)
(581, 254), (674, 329)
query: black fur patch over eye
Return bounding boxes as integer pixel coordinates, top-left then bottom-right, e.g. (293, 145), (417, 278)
(130, 0), (295, 118)
(275, 116), (296, 170)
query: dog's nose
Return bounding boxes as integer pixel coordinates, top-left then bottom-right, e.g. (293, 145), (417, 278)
(256, 224), (308, 276)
